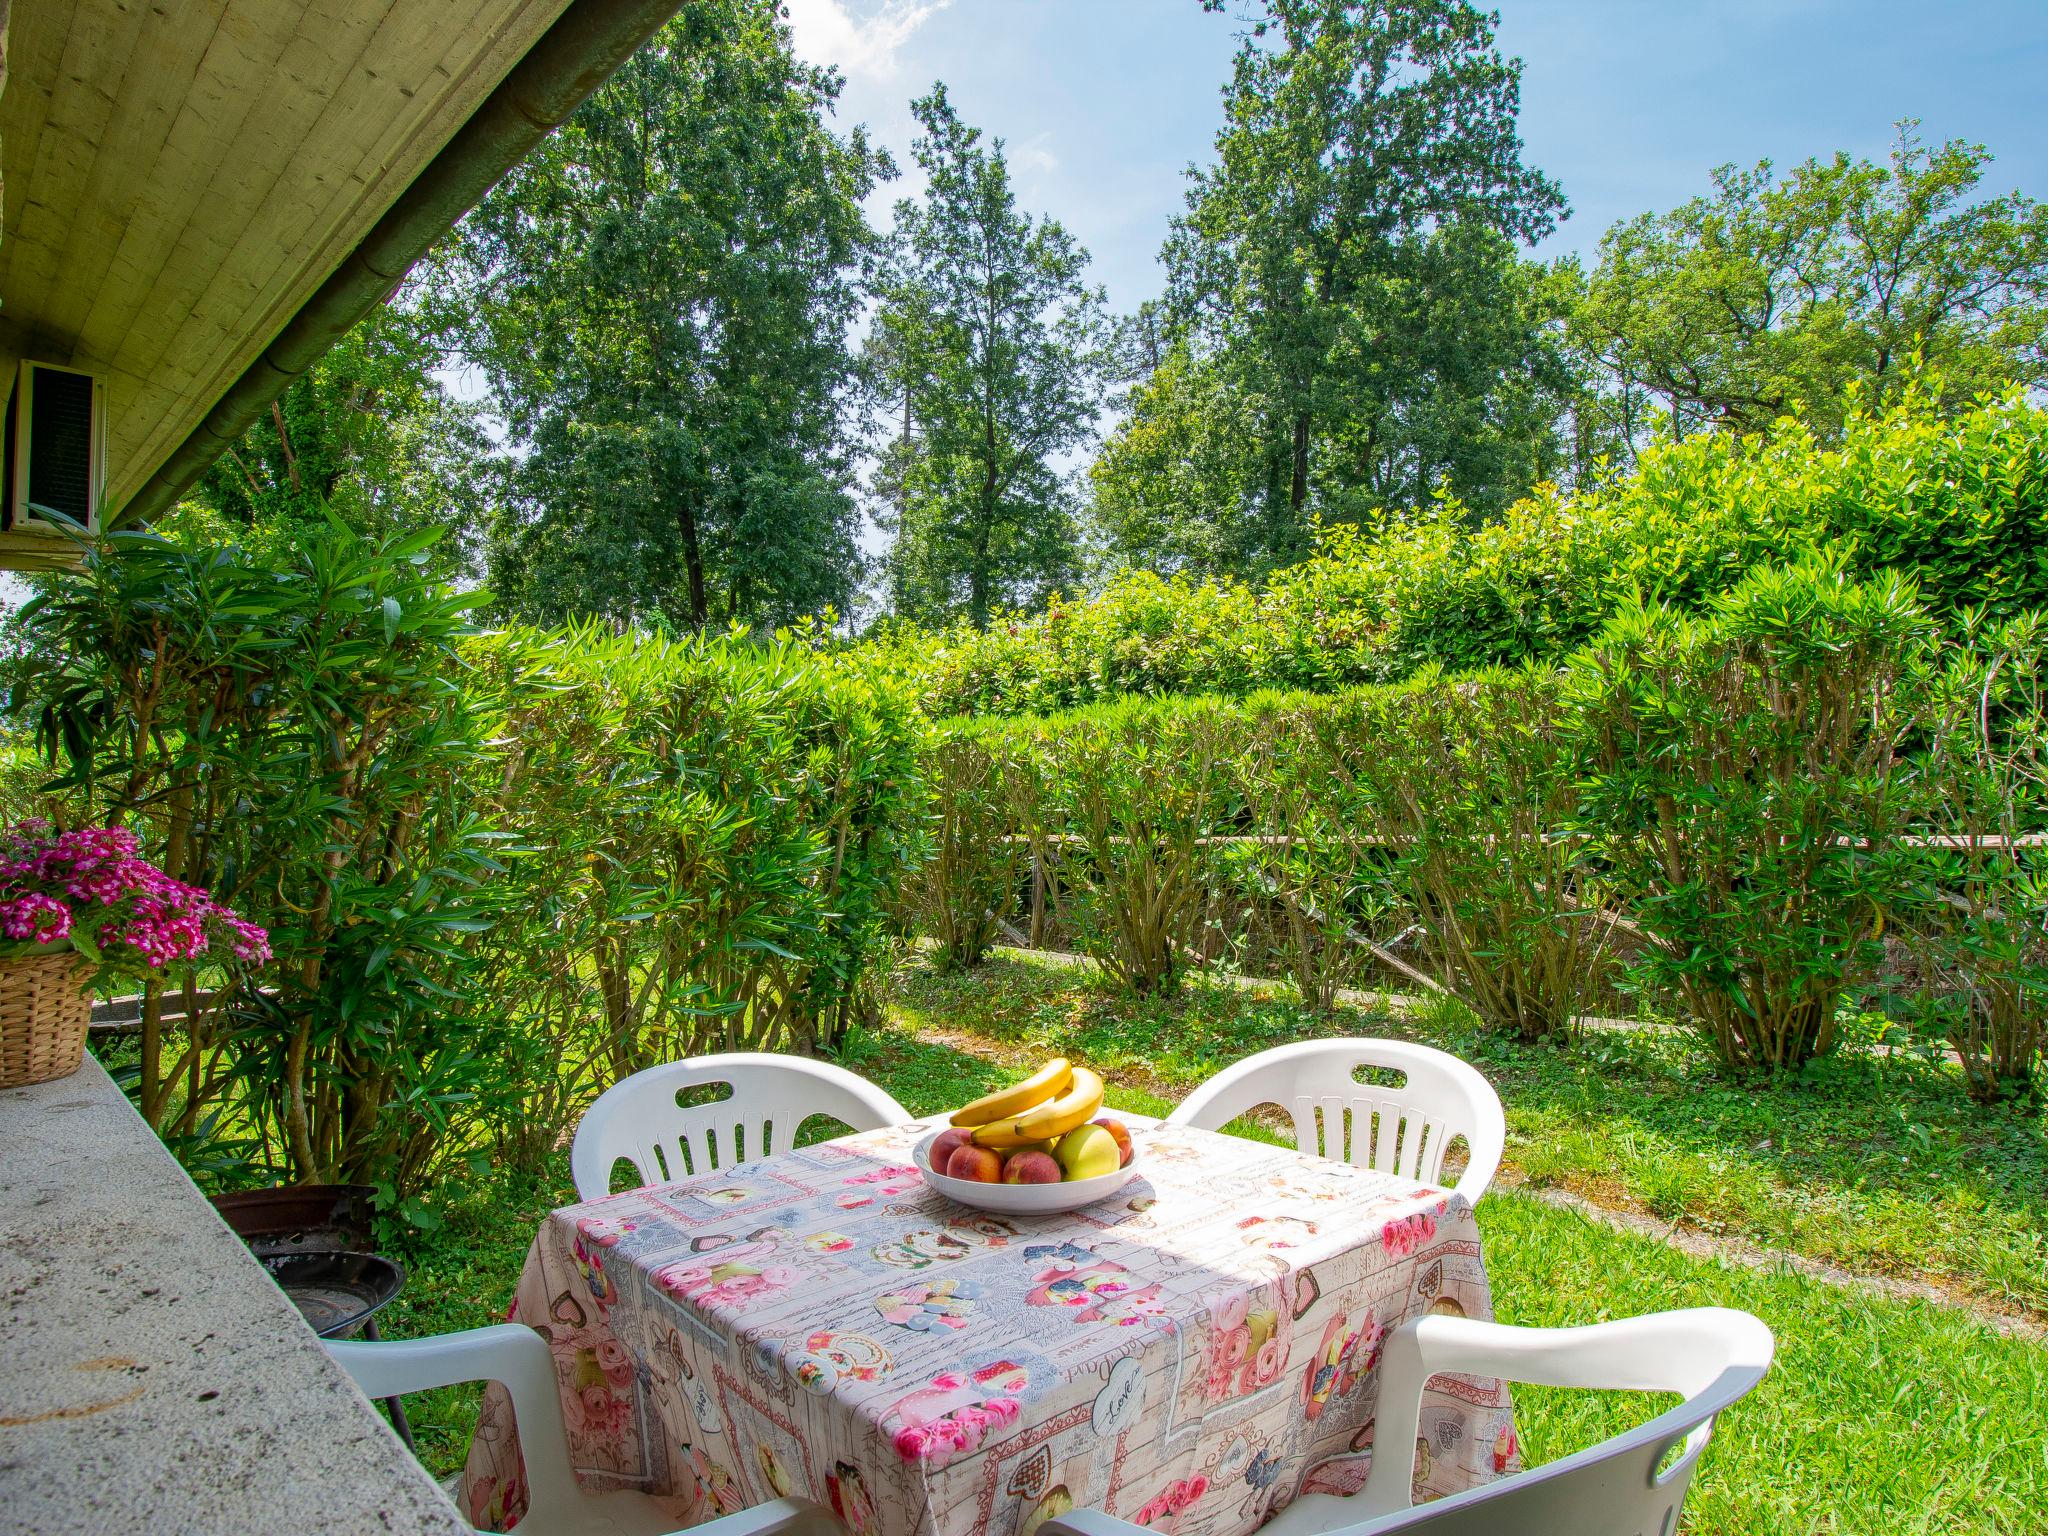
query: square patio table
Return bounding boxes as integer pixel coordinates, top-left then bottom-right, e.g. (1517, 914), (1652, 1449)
(459, 1115), (1517, 1536)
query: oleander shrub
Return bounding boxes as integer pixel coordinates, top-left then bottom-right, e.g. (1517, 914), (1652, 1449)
(1224, 691), (1396, 1009)
(1023, 697), (1245, 993)
(909, 724), (1029, 970)
(1342, 670), (1612, 1042)
(1897, 612), (2048, 1100)
(462, 623), (926, 1163)
(1564, 560), (1933, 1072)
(12, 524), (513, 1205)
(7, 527), (927, 1198)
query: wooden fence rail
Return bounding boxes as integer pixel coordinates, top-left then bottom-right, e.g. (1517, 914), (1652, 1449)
(1003, 832), (2048, 850)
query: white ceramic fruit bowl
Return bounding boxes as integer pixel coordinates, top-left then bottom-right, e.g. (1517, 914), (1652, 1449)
(912, 1129), (1142, 1214)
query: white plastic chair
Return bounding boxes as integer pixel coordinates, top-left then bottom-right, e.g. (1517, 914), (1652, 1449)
(1045, 1307), (1773, 1536)
(571, 1052), (913, 1202)
(328, 1324), (844, 1536)
(1167, 1039), (1505, 1204)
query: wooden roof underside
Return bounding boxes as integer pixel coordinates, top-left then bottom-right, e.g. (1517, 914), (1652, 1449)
(0, 0), (571, 537)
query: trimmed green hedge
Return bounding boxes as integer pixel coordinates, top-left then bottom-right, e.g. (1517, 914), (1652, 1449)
(922, 562), (2048, 1091)
(870, 390), (2048, 716)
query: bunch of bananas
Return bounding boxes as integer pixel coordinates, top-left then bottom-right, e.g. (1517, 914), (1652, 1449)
(950, 1057), (1105, 1148)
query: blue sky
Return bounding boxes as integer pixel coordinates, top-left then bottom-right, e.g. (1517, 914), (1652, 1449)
(784, 0), (2048, 315)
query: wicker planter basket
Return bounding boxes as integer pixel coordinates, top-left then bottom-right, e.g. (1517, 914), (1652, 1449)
(0, 948), (95, 1089)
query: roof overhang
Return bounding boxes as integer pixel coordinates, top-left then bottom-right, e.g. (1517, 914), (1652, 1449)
(0, 0), (685, 570)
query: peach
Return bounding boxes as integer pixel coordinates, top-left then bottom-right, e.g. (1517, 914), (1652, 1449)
(928, 1127), (973, 1173)
(946, 1143), (1004, 1183)
(1001, 1149), (1062, 1184)
(1092, 1117), (1135, 1167)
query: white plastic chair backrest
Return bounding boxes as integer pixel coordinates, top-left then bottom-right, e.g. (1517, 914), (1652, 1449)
(1166, 1039), (1505, 1203)
(1346, 1307), (1775, 1535)
(328, 1324), (591, 1535)
(571, 1052), (913, 1202)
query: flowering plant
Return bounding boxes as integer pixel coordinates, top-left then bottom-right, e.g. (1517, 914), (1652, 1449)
(0, 822), (270, 970)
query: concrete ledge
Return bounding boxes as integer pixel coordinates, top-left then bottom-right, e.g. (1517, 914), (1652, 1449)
(0, 1056), (469, 1535)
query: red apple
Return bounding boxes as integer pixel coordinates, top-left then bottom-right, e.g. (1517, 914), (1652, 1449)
(1001, 1149), (1062, 1184)
(928, 1127), (972, 1173)
(1092, 1117), (1135, 1168)
(946, 1143), (1004, 1183)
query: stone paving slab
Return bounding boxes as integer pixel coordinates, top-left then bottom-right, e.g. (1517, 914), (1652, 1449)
(0, 1055), (468, 1535)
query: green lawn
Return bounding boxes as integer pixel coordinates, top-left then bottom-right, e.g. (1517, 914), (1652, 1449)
(384, 952), (2048, 1535)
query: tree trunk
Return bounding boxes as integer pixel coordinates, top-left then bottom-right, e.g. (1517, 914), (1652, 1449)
(1289, 411), (1310, 513)
(675, 498), (709, 631)
(971, 409), (997, 629)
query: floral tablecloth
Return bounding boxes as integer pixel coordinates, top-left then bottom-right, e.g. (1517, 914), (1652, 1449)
(460, 1117), (1516, 1536)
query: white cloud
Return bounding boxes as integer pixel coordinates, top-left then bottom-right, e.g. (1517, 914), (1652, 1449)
(783, 0), (950, 81)
(1012, 131), (1059, 181)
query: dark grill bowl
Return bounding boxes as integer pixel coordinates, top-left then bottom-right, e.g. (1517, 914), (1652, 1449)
(259, 1250), (406, 1339)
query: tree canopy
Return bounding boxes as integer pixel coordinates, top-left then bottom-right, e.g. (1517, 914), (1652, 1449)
(176, 5), (2048, 624)
(438, 0), (890, 631)
(195, 297), (495, 571)
(873, 86), (1107, 628)
(1099, 0), (1568, 577)
(1570, 124), (2048, 448)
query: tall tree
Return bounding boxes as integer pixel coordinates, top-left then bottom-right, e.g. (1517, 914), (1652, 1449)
(442, 1), (889, 631)
(1141, 0), (1567, 574)
(874, 86), (1107, 628)
(1572, 125), (2048, 445)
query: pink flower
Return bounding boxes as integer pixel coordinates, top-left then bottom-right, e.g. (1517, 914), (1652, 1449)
(0, 893), (71, 942)
(0, 824), (268, 971)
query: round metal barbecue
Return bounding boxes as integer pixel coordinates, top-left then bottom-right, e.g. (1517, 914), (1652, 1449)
(259, 1250), (406, 1338)
(210, 1187), (418, 1450)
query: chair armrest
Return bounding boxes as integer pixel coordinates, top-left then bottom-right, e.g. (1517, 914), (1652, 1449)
(327, 1321), (551, 1399)
(689, 1497), (846, 1536)
(327, 1323), (578, 1506)
(1354, 1309), (1773, 1517)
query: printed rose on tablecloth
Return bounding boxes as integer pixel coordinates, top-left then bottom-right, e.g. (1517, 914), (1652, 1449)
(653, 1239), (799, 1317)
(1381, 1211), (1437, 1258)
(595, 1338), (637, 1389)
(1134, 1474), (1209, 1533)
(884, 1359), (1030, 1466)
(1202, 1276), (1296, 1399)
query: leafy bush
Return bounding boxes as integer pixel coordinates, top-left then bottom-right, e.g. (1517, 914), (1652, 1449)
(943, 680), (1607, 1029)
(7, 528), (927, 1200)
(908, 724), (1028, 969)
(1565, 561), (1932, 1071)
(1223, 692), (1394, 1009)
(1013, 698), (1243, 993)
(1343, 670), (1611, 1041)
(465, 622), (925, 1156)
(925, 567), (2031, 1080)
(1898, 612), (2048, 1100)
(875, 389), (2047, 717)
(14, 525), (510, 1204)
